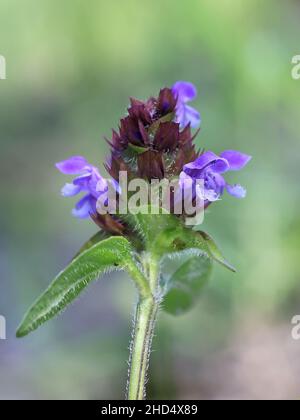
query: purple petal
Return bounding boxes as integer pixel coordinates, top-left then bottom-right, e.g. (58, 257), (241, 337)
(184, 151), (229, 177)
(72, 194), (95, 218)
(179, 170), (193, 186)
(55, 156), (90, 175)
(184, 105), (201, 128)
(175, 104), (201, 128)
(204, 171), (226, 196)
(73, 172), (92, 187)
(174, 104), (185, 126)
(226, 184), (246, 198)
(172, 81), (197, 102)
(204, 189), (220, 202)
(220, 150), (252, 171)
(178, 171), (194, 203)
(96, 177), (108, 194)
(61, 183), (81, 197)
(73, 168), (106, 199)
(194, 180), (220, 202)
(111, 179), (121, 194)
(89, 170), (104, 197)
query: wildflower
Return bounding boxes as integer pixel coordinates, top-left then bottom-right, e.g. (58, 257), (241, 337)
(56, 156), (108, 218)
(55, 82), (250, 230)
(18, 82), (250, 404)
(182, 150), (251, 204)
(172, 81), (201, 128)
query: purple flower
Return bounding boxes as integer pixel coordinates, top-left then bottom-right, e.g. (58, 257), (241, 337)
(172, 81), (201, 128)
(182, 150), (251, 204)
(56, 156), (108, 218)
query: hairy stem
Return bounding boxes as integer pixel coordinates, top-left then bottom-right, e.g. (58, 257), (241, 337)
(127, 256), (160, 400)
(126, 260), (151, 299)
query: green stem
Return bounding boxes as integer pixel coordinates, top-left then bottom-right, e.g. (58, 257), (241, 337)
(127, 296), (159, 400)
(126, 260), (151, 299)
(127, 256), (160, 400)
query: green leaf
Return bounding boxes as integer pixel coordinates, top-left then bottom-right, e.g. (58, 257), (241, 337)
(72, 230), (110, 259)
(159, 228), (235, 314)
(191, 231), (236, 272)
(161, 250), (212, 315)
(128, 143), (149, 155)
(16, 236), (147, 338)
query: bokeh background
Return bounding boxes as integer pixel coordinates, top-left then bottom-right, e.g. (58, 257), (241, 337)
(1, 0), (300, 400)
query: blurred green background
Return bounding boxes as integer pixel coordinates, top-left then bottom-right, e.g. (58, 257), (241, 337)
(1, 0), (300, 400)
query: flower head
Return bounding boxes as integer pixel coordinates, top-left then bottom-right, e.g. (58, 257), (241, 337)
(172, 81), (201, 128)
(55, 82), (250, 231)
(106, 84), (199, 182)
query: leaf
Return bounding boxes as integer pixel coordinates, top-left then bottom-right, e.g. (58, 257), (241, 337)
(128, 143), (149, 155)
(191, 231), (236, 272)
(72, 230), (110, 259)
(16, 236), (146, 338)
(159, 228), (235, 314)
(161, 250), (212, 315)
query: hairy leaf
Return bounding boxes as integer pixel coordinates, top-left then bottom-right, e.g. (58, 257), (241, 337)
(161, 251), (212, 315)
(16, 236), (146, 338)
(73, 230), (110, 259)
(186, 231), (236, 272)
